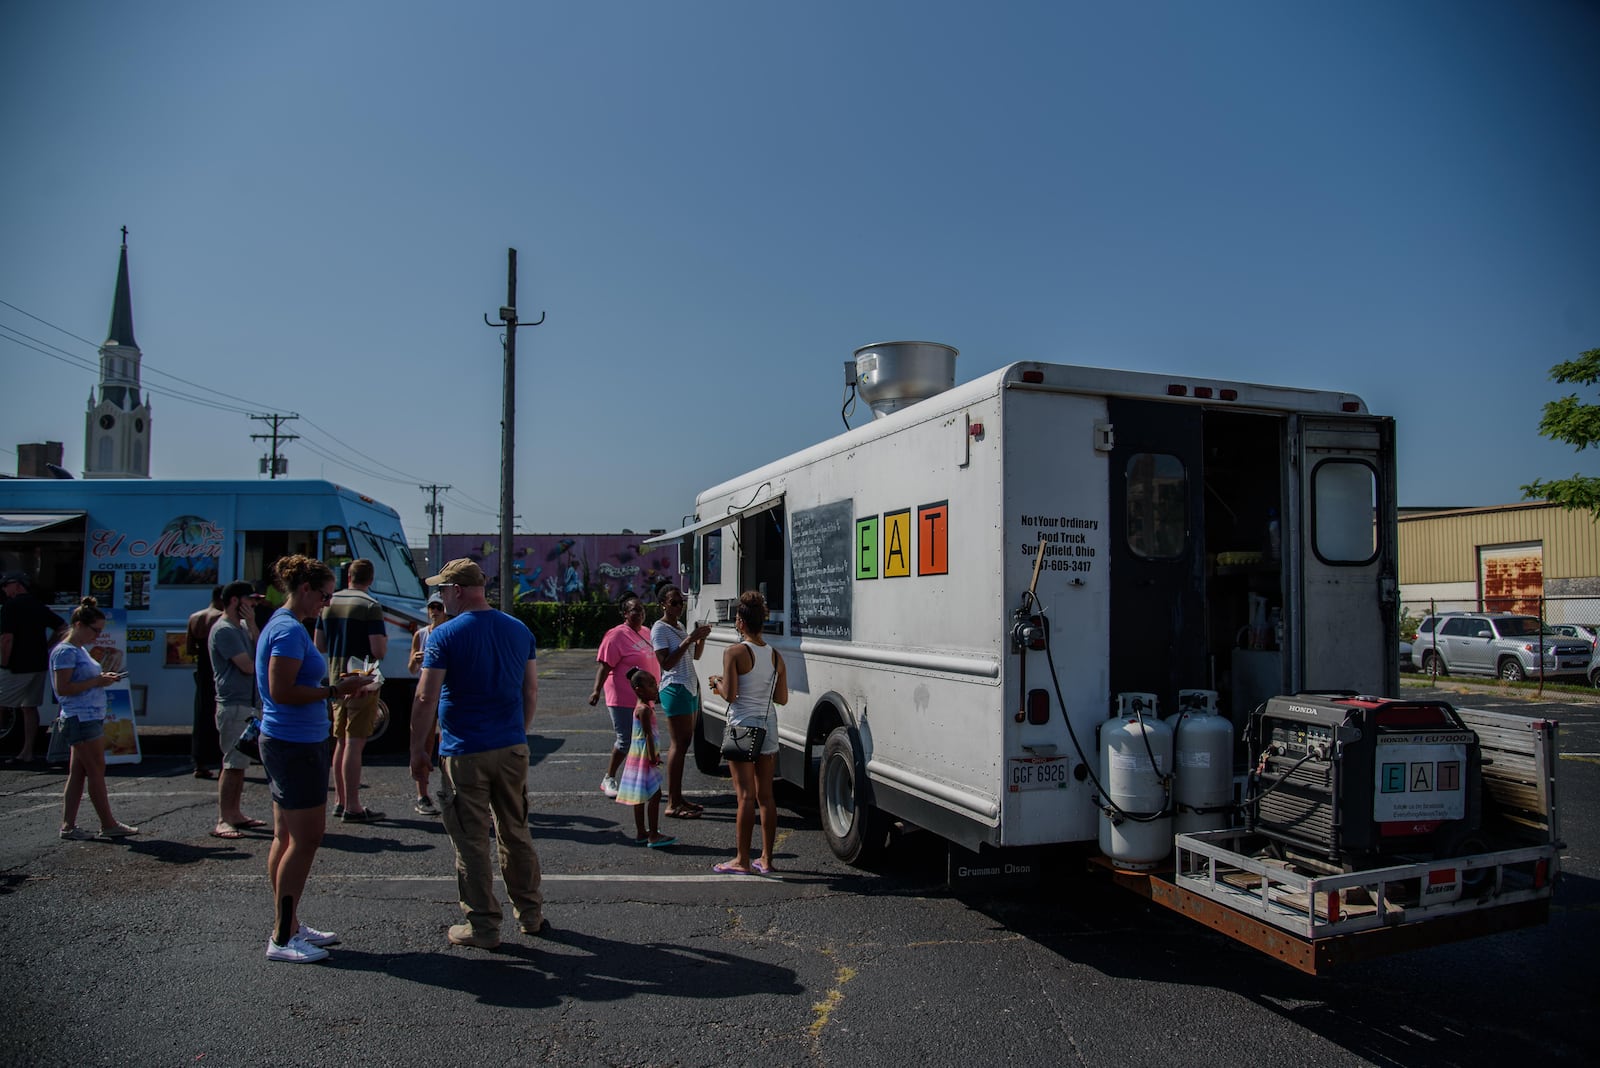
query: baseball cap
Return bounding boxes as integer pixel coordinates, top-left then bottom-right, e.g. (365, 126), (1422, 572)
(1, 571), (30, 588)
(425, 558), (486, 588)
(426, 592), (445, 608)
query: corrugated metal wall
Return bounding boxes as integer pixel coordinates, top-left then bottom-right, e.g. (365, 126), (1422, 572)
(1399, 502), (1600, 583)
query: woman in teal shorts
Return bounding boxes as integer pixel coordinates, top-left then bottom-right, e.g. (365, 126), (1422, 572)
(650, 584), (712, 817)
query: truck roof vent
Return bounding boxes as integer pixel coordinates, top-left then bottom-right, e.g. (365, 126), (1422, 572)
(852, 341), (958, 419)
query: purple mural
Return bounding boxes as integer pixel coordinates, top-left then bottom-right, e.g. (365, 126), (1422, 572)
(429, 533), (681, 604)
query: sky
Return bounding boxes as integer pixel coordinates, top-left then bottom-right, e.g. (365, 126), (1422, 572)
(3, 1), (1597, 545)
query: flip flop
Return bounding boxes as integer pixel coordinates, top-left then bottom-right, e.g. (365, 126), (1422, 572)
(647, 836), (677, 849)
(751, 859), (772, 875)
(712, 861), (753, 875)
(232, 818), (268, 830)
(665, 808), (702, 819)
(210, 826), (245, 840)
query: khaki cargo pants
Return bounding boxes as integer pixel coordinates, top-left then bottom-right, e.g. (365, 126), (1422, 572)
(438, 743), (544, 937)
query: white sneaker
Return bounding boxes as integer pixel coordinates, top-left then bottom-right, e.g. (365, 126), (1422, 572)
(298, 922), (340, 947)
(265, 934), (329, 963)
(600, 776), (620, 798)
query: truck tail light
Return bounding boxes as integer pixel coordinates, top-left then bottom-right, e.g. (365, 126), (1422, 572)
(1027, 688), (1050, 725)
(1534, 859), (1549, 889)
(1326, 889), (1341, 924)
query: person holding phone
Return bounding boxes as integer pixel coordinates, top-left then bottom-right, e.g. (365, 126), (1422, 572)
(52, 598), (139, 841)
(650, 584), (712, 817)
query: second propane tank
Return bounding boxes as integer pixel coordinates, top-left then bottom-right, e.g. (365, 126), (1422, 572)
(1172, 689), (1234, 836)
(1098, 693), (1174, 869)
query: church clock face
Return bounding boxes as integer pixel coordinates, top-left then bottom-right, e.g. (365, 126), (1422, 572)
(99, 414), (115, 430)
(135, 418), (145, 433)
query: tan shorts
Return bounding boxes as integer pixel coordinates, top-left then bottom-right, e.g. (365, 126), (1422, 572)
(215, 701), (257, 771)
(332, 691), (381, 739)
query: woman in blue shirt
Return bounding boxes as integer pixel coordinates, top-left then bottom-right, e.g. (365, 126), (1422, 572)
(256, 554), (369, 964)
(53, 597), (139, 841)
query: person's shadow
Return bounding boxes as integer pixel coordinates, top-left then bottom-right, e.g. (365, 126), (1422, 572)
(326, 924), (802, 1008)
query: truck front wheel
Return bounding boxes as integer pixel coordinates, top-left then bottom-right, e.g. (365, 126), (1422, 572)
(819, 726), (886, 865)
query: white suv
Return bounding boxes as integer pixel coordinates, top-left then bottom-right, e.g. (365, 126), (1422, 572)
(1413, 613), (1590, 682)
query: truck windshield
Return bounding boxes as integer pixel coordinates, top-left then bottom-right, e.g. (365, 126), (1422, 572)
(349, 525), (426, 600)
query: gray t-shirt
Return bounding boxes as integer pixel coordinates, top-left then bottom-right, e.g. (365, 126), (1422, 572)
(208, 617), (257, 706)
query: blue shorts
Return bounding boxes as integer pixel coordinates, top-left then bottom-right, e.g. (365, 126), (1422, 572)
(659, 683), (698, 718)
(607, 705), (633, 751)
(59, 716), (105, 747)
(260, 735), (331, 811)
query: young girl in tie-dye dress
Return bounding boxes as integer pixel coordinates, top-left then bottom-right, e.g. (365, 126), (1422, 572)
(618, 668), (674, 847)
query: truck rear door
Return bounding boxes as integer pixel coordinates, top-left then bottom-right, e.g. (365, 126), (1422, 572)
(1293, 415), (1398, 696)
(1108, 398), (1206, 714)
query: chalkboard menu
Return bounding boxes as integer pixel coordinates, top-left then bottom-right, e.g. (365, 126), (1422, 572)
(790, 500), (853, 640)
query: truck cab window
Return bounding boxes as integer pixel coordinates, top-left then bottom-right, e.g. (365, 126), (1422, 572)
(1126, 453), (1186, 559)
(350, 526), (427, 600)
(1311, 459), (1377, 564)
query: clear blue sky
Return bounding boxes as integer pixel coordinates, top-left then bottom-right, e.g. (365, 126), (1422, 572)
(3, 1), (1597, 543)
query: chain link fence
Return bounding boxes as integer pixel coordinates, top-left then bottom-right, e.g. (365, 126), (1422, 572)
(1399, 594), (1599, 689)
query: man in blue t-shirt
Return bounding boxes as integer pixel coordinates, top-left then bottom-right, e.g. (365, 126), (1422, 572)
(410, 558), (543, 950)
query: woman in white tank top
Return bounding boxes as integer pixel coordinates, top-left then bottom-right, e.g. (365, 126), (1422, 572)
(707, 591), (787, 875)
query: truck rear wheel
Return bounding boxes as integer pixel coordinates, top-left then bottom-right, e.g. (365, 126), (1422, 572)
(692, 711), (722, 776)
(819, 726), (886, 865)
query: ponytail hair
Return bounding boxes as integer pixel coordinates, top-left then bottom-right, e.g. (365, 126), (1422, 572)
(70, 596), (105, 627)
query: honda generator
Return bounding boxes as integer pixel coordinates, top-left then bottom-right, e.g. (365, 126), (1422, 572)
(1249, 694), (1481, 864)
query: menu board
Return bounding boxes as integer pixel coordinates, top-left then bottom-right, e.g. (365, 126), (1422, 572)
(790, 500), (853, 640)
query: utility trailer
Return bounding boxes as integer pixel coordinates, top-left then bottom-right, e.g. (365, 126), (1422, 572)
(648, 342), (1559, 968)
(1098, 708), (1561, 973)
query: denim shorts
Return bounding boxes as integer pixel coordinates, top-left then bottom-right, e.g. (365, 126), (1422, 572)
(659, 683), (698, 718)
(259, 735), (332, 811)
(607, 705), (633, 751)
(59, 716), (105, 747)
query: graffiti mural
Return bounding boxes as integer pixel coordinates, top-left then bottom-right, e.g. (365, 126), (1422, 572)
(429, 533), (681, 604)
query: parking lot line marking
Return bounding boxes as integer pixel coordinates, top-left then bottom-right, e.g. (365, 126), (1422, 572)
(212, 872), (790, 885)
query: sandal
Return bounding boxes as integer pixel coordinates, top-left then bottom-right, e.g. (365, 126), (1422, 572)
(712, 861), (753, 875)
(665, 807), (703, 819)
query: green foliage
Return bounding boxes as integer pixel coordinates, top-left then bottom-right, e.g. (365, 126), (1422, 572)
(1522, 348), (1600, 518)
(1399, 610), (1420, 643)
(509, 601), (661, 650)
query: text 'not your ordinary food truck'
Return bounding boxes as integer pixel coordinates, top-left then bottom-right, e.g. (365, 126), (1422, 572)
(648, 342), (1561, 973)
(0, 479), (428, 752)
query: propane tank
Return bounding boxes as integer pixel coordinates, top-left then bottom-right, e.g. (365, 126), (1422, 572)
(1098, 693), (1174, 869)
(1173, 689), (1234, 836)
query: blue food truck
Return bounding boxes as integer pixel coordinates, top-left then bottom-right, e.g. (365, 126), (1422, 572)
(0, 479), (427, 748)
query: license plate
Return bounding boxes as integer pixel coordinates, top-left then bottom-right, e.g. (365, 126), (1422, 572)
(1008, 756), (1070, 792)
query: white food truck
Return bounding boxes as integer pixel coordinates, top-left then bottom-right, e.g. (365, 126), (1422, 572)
(649, 342), (1560, 972)
(0, 478), (427, 748)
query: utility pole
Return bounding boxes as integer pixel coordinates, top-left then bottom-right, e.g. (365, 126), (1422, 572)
(249, 413), (299, 479)
(419, 484), (451, 536)
(483, 248), (544, 610)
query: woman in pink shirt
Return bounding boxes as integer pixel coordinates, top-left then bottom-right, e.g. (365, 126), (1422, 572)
(587, 594), (660, 799)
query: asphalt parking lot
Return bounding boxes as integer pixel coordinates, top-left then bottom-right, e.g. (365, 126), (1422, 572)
(2, 653), (1596, 1066)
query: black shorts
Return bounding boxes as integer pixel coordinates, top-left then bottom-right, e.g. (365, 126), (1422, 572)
(259, 735), (331, 811)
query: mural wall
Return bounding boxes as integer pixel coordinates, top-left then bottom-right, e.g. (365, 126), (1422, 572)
(429, 533), (681, 604)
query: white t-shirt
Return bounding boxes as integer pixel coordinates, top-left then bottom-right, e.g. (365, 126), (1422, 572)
(650, 619), (698, 692)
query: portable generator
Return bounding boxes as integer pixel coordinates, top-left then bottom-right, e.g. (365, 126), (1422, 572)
(1249, 693), (1481, 864)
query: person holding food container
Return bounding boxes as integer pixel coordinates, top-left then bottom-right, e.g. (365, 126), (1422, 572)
(257, 554), (371, 964)
(53, 597), (139, 842)
(707, 591), (786, 876)
(650, 584), (712, 818)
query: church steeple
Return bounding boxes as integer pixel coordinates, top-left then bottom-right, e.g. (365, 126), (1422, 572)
(105, 225), (138, 351)
(84, 228), (152, 479)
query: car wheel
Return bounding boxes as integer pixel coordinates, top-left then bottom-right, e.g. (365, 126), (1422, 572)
(1498, 658), (1526, 682)
(819, 726), (887, 865)
(1421, 651), (1447, 677)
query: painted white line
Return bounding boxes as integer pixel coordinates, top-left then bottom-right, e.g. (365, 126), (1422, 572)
(213, 872), (788, 885)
